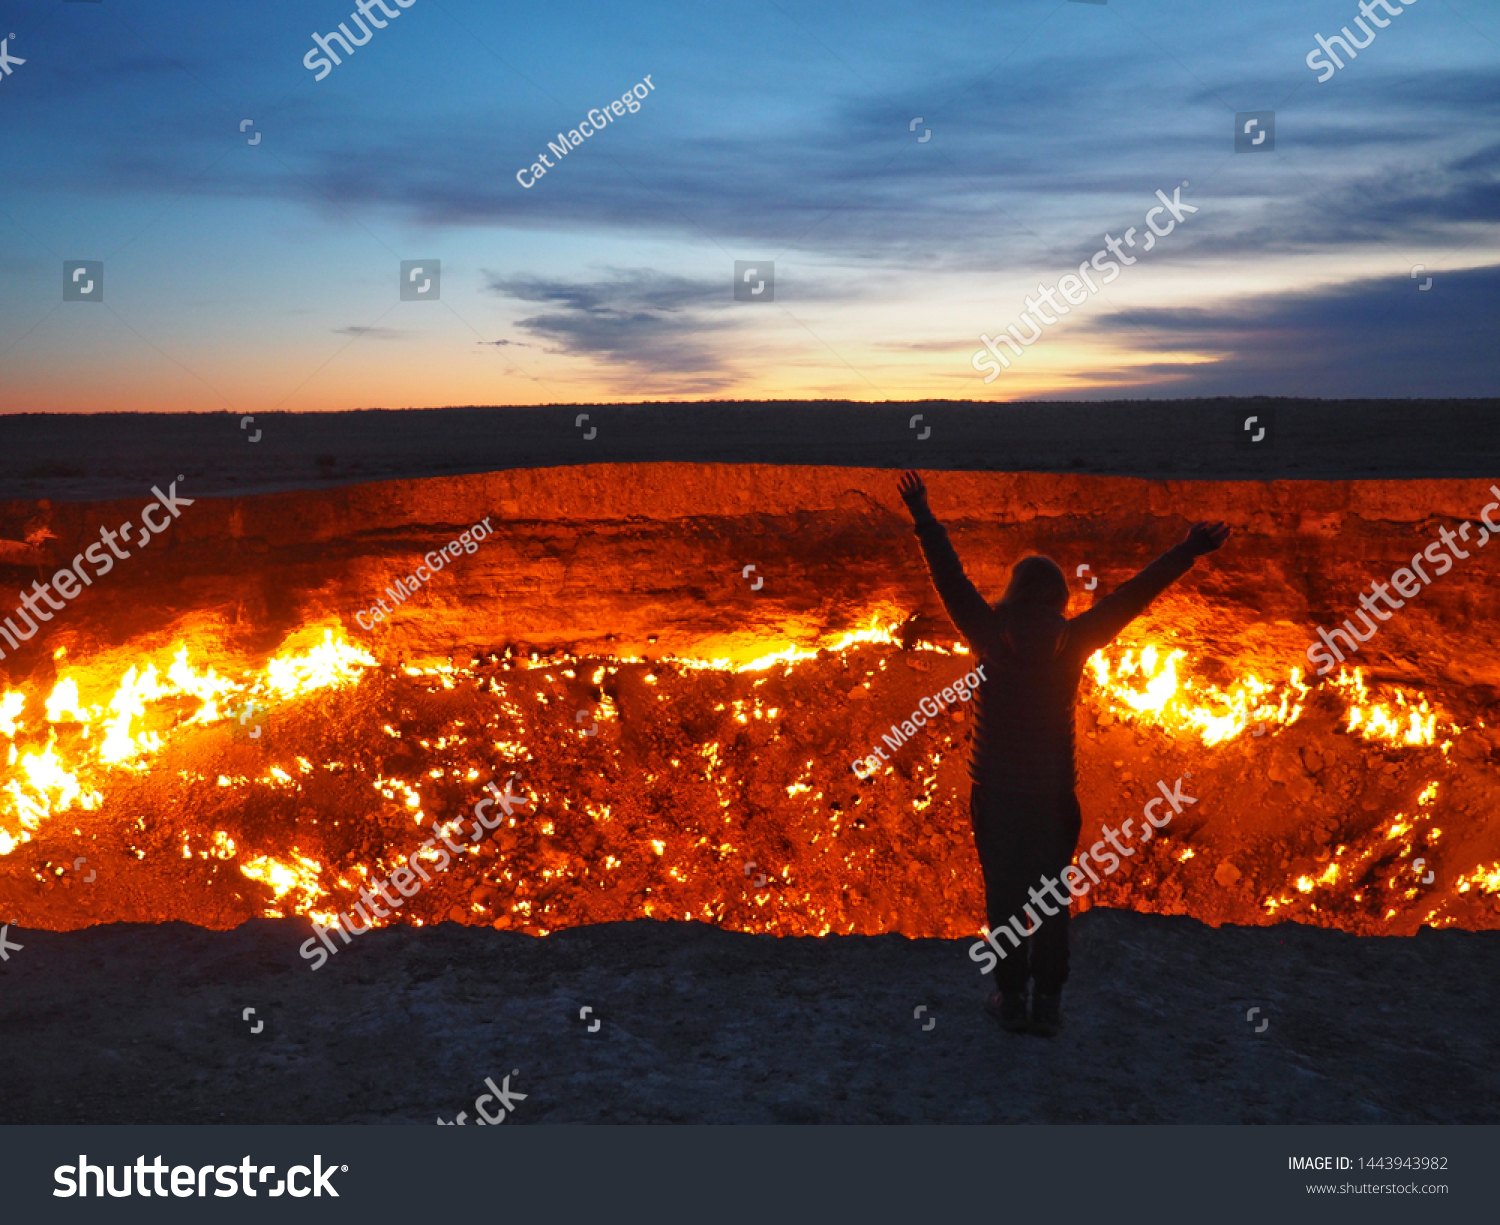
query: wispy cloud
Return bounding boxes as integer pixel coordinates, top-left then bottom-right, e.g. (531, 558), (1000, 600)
(483, 268), (740, 390)
(1062, 265), (1500, 398)
(332, 326), (411, 340)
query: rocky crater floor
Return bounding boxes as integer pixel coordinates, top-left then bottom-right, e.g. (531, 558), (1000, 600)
(3, 464), (1498, 942)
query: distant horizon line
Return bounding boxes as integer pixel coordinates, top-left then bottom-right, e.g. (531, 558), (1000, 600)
(4, 394), (1497, 419)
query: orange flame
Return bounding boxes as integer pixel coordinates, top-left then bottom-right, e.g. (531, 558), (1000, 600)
(1086, 644), (1308, 745)
(0, 628), (375, 852)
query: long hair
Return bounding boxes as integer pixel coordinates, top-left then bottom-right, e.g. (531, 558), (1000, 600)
(997, 555), (1069, 612)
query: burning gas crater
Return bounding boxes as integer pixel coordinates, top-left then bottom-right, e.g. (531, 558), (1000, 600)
(3, 613), (1496, 941)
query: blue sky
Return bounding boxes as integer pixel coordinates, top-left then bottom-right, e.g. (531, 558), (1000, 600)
(1, 0), (1497, 410)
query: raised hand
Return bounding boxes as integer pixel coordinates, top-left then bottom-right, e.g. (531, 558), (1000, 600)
(1183, 520), (1231, 556)
(898, 470), (930, 517)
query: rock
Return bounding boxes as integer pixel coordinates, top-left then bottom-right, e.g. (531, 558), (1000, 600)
(1214, 861), (1242, 887)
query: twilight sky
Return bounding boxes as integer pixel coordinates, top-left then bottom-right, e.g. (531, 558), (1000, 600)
(1, 0), (1497, 411)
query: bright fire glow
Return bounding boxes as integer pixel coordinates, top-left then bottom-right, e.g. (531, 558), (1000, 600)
(1456, 864), (1500, 896)
(0, 690), (26, 738)
(2, 613), (1490, 942)
(239, 851), (329, 917)
(0, 629), (376, 851)
(264, 631), (378, 697)
(1086, 645), (1308, 745)
(1331, 668), (1444, 747)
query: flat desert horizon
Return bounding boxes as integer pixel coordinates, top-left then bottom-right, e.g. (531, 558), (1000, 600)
(2, 397), (1498, 503)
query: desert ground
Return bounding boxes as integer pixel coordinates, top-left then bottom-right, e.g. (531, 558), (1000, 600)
(3, 909), (1495, 1124)
(4, 398), (1499, 503)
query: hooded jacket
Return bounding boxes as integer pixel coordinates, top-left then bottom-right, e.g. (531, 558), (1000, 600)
(912, 511), (1196, 795)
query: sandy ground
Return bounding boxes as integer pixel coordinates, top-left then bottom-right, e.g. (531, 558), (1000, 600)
(0, 908), (1494, 1124)
(2, 398), (1498, 502)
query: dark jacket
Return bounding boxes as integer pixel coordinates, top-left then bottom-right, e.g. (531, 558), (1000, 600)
(913, 513), (1196, 795)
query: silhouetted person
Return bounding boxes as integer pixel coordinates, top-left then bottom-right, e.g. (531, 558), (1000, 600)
(898, 471), (1229, 1035)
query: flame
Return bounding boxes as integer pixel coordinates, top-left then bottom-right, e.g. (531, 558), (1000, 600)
(0, 691), (24, 738)
(1456, 864), (1500, 896)
(0, 628), (376, 851)
(239, 851), (328, 917)
(100, 664), (169, 764)
(734, 618), (903, 673)
(1330, 668), (1442, 747)
(168, 647), (238, 725)
(44, 678), (84, 723)
(3, 610), (1491, 942)
(1087, 654), (1455, 754)
(264, 631), (377, 697)
(663, 615), (908, 674)
(1086, 645), (1308, 745)
(4, 738), (101, 840)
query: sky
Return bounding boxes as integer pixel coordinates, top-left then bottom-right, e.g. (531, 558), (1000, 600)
(1, 0), (1497, 411)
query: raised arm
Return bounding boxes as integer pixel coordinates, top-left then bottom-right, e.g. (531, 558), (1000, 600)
(898, 471), (993, 643)
(1069, 520), (1231, 654)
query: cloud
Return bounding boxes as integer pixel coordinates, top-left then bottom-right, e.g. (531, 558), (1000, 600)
(1055, 264), (1500, 399)
(483, 268), (740, 390)
(32, 3), (1500, 277)
(332, 326), (411, 340)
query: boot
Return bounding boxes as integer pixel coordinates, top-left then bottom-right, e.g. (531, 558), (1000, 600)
(1030, 990), (1062, 1037)
(983, 987), (1030, 1032)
